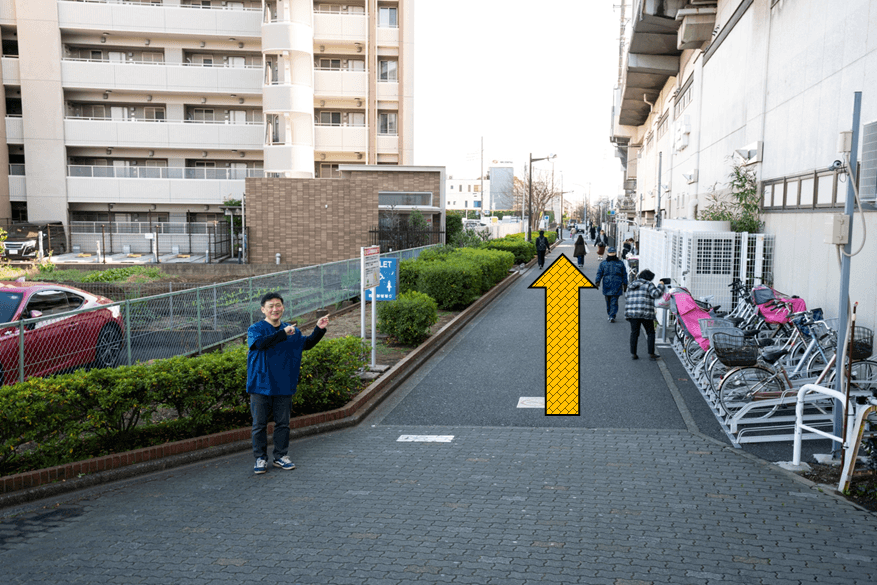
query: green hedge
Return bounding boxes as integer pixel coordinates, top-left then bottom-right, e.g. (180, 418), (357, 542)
(377, 291), (439, 345)
(0, 336), (369, 476)
(397, 247), (514, 310)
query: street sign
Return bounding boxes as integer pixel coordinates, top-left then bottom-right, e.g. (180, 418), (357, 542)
(365, 258), (398, 301)
(361, 246), (381, 290)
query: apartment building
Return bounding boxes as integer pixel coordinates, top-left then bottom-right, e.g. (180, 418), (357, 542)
(610, 0), (877, 329)
(445, 165), (515, 214)
(0, 0), (413, 230)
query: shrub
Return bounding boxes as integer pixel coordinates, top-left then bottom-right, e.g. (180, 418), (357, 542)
(482, 238), (535, 264)
(453, 248), (515, 293)
(417, 258), (483, 309)
(377, 291), (439, 346)
(0, 335), (369, 475)
(445, 212), (464, 243)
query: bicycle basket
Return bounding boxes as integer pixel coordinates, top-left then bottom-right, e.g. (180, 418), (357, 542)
(698, 318), (739, 344)
(712, 331), (759, 367)
(851, 326), (874, 360)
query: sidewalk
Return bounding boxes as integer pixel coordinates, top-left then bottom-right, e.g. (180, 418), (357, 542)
(2, 236), (876, 584)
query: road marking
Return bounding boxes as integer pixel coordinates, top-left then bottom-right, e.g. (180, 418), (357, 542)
(397, 435), (454, 442)
(528, 254), (597, 415)
(517, 397), (545, 408)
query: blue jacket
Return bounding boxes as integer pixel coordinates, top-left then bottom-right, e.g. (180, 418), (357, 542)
(594, 257), (628, 296)
(247, 320), (326, 396)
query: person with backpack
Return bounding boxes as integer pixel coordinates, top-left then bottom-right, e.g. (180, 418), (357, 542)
(573, 234), (589, 269)
(534, 230), (550, 269)
(594, 229), (609, 260)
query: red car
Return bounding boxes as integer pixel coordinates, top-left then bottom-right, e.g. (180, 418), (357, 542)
(0, 282), (124, 385)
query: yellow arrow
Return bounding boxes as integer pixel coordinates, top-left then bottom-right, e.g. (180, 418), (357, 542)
(528, 254), (597, 415)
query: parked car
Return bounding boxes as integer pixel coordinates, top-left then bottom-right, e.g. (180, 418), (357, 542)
(0, 282), (123, 385)
(2, 223), (67, 260)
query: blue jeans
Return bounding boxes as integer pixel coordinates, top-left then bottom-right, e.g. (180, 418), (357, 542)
(576, 255), (584, 267)
(604, 295), (620, 319)
(250, 393), (292, 460)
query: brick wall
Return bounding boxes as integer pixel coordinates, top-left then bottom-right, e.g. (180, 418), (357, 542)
(245, 169), (443, 265)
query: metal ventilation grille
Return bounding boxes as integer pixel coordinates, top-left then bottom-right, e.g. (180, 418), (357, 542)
(861, 120), (877, 201)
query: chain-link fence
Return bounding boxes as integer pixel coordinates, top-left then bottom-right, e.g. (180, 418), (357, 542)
(0, 245), (435, 386)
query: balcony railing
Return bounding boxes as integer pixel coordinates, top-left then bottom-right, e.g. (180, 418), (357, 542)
(63, 57), (260, 69)
(64, 0), (259, 9)
(68, 165), (264, 180)
(9, 164), (25, 176)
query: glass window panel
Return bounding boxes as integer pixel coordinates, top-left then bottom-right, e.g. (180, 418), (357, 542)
(817, 174), (835, 205)
(784, 180), (798, 207)
(799, 177), (814, 207)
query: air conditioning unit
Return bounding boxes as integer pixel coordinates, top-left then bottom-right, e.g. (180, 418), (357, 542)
(859, 120), (877, 202)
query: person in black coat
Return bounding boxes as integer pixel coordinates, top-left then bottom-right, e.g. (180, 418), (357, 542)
(573, 235), (588, 268)
(534, 230), (550, 269)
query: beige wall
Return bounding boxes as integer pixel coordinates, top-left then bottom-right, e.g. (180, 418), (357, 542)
(15, 0), (67, 224)
(246, 168), (443, 265)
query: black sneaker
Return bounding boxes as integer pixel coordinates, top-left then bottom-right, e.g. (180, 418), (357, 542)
(609, 318), (615, 323)
(631, 354), (639, 360)
(649, 353), (660, 360)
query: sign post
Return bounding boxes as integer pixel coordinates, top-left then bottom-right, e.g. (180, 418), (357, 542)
(361, 246), (381, 367)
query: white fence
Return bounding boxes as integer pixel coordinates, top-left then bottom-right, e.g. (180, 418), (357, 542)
(639, 226), (775, 312)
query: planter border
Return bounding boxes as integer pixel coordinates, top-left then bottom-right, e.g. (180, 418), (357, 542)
(0, 268), (525, 509)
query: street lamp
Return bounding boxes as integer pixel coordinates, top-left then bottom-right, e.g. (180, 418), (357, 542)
(528, 152), (556, 241)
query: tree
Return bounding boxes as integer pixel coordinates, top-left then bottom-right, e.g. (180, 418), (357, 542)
(512, 169), (558, 233)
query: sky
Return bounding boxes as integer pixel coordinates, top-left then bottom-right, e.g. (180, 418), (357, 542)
(412, 0), (625, 210)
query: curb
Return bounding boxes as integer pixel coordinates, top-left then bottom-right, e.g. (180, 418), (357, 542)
(0, 269), (523, 509)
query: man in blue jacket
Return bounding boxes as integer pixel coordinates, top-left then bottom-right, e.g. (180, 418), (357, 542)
(594, 247), (628, 323)
(247, 292), (328, 474)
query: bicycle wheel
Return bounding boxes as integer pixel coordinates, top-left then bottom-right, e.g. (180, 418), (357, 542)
(804, 346), (835, 379)
(719, 365), (785, 415)
(706, 354), (729, 395)
(683, 336), (707, 369)
(827, 359), (877, 394)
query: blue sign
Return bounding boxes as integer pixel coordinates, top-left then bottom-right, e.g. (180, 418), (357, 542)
(365, 258), (398, 301)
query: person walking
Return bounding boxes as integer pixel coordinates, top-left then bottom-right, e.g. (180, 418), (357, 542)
(594, 229), (609, 260)
(556, 224), (562, 242)
(624, 269), (666, 360)
(535, 230), (550, 269)
(594, 247), (627, 322)
(589, 225), (596, 241)
(247, 292), (329, 474)
(573, 234), (588, 269)
(621, 238), (634, 260)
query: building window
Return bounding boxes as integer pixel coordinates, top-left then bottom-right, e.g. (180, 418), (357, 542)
(349, 112), (365, 127)
(319, 111), (342, 126)
(193, 108), (214, 122)
(378, 112), (397, 135)
(319, 58), (341, 70)
(379, 60), (397, 81)
(378, 6), (397, 28)
(141, 52), (164, 63)
(378, 192), (432, 206)
(144, 107), (165, 121)
(674, 77), (693, 118)
(656, 114), (669, 140)
(320, 163), (341, 178)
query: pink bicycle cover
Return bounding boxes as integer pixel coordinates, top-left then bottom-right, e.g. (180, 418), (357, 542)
(673, 292), (712, 351)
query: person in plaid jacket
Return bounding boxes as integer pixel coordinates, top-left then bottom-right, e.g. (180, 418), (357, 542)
(624, 269), (666, 360)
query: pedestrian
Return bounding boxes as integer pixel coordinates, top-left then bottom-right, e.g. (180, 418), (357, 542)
(624, 269), (665, 360)
(621, 238), (634, 260)
(535, 230), (550, 269)
(556, 224), (562, 242)
(247, 292), (329, 475)
(594, 229), (609, 260)
(594, 247), (627, 323)
(589, 225), (596, 241)
(573, 234), (588, 269)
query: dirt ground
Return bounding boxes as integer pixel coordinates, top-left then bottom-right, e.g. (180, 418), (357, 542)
(318, 305), (461, 370)
(799, 463), (877, 512)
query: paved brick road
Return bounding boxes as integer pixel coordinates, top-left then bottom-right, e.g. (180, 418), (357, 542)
(2, 241), (875, 584)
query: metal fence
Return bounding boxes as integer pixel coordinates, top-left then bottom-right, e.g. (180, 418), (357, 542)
(369, 227), (445, 253)
(0, 245), (435, 386)
(69, 222), (241, 260)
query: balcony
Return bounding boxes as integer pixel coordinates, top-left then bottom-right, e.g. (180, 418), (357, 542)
(61, 60), (262, 94)
(376, 25), (399, 47)
(376, 134), (398, 154)
(262, 83), (313, 114)
(313, 12), (367, 43)
(63, 118), (264, 150)
(376, 81), (398, 102)
(314, 69), (367, 98)
(65, 165), (261, 205)
(5, 116), (23, 143)
(9, 164), (25, 201)
(0, 0), (15, 24)
(314, 125), (367, 151)
(2, 56), (19, 85)
(57, 0), (261, 38)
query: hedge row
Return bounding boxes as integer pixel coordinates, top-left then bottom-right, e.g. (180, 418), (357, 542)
(0, 336), (369, 476)
(398, 247), (515, 310)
